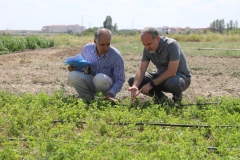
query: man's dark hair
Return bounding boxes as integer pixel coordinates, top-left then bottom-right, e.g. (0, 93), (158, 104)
(140, 27), (159, 39)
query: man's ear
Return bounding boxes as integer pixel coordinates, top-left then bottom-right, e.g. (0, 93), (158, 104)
(94, 39), (97, 44)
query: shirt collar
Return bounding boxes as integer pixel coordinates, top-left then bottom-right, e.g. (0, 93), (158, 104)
(150, 36), (162, 54)
(156, 36), (165, 53)
(94, 47), (109, 57)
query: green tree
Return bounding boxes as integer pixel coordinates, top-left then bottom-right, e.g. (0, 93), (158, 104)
(103, 16), (118, 31)
(234, 20), (238, 28)
(229, 20), (233, 30)
(113, 23), (118, 31)
(210, 19), (225, 33)
(226, 20), (238, 32)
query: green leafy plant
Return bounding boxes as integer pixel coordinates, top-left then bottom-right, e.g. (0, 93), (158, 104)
(0, 90), (239, 159)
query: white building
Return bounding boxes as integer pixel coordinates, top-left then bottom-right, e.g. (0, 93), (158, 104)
(41, 24), (85, 33)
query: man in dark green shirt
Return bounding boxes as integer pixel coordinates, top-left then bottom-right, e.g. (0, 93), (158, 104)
(128, 27), (191, 103)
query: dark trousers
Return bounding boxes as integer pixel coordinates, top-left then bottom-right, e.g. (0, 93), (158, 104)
(128, 72), (191, 99)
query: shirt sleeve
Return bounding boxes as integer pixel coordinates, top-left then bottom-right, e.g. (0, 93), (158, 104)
(81, 44), (90, 58)
(141, 48), (151, 61)
(108, 55), (125, 97)
(167, 41), (181, 61)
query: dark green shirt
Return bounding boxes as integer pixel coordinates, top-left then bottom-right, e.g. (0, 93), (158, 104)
(142, 36), (191, 77)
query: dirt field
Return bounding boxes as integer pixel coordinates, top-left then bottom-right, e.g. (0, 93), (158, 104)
(0, 47), (239, 102)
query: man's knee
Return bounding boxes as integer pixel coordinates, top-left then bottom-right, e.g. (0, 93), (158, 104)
(68, 71), (80, 84)
(165, 77), (185, 94)
(128, 76), (135, 86)
(93, 73), (113, 93)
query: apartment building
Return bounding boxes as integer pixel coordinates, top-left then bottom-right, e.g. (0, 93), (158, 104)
(41, 24), (85, 33)
(156, 26), (208, 34)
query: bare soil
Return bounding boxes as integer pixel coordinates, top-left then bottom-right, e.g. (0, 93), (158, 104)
(0, 47), (239, 102)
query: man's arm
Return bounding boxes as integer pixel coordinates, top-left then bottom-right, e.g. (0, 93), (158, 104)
(128, 61), (149, 102)
(140, 60), (179, 94)
(132, 61), (149, 88)
(108, 56), (125, 97)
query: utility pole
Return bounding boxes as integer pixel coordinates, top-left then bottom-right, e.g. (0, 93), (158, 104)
(132, 18), (133, 29)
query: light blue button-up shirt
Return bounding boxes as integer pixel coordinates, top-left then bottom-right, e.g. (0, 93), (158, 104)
(81, 43), (125, 96)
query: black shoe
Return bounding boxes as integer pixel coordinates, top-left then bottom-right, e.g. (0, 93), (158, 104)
(172, 93), (182, 103)
(152, 94), (167, 103)
(152, 95), (174, 107)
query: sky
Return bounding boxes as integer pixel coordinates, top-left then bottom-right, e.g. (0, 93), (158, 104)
(1, 0), (240, 30)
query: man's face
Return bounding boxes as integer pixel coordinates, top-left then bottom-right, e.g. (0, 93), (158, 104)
(94, 35), (111, 55)
(141, 33), (160, 53)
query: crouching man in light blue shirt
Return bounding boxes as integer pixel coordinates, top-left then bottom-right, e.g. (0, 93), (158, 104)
(67, 28), (125, 102)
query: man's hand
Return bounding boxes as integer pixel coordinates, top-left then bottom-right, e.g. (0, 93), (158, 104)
(127, 86), (141, 102)
(105, 92), (114, 99)
(139, 83), (152, 94)
(68, 65), (78, 72)
(105, 92), (118, 104)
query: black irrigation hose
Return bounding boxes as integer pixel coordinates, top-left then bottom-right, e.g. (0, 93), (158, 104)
(107, 122), (240, 128)
(51, 120), (240, 128)
(8, 138), (27, 141)
(52, 120), (86, 124)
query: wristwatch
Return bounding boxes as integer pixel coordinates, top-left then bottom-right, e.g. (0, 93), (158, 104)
(149, 81), (155, 87)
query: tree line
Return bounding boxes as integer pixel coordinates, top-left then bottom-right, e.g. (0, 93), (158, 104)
(210, 19), (238, 33)
(83, 16), (239, 35)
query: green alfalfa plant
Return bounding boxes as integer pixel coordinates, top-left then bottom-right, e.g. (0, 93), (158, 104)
(86, 92), (115, 111)
(25, 36), (54, 49)
(37, 37), (54, 48)
(0, 36), (27, 52)
(1, 90), (240, 159)
(0, 39), (9, 54)
(219, 96), (240, 114)
(25, 36), (40, 49)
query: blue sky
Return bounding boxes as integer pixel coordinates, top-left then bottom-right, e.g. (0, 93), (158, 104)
(1, 0), (239, 30)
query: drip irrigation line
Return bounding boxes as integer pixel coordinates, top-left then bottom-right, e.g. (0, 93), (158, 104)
(51, 120), (239, 128)
(106, 122), (240, 128)
(8, 138), (27, 141)
(207, 147), (218, 150)
(125, 143), (238, 151)
(52, 120), (86, 124)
